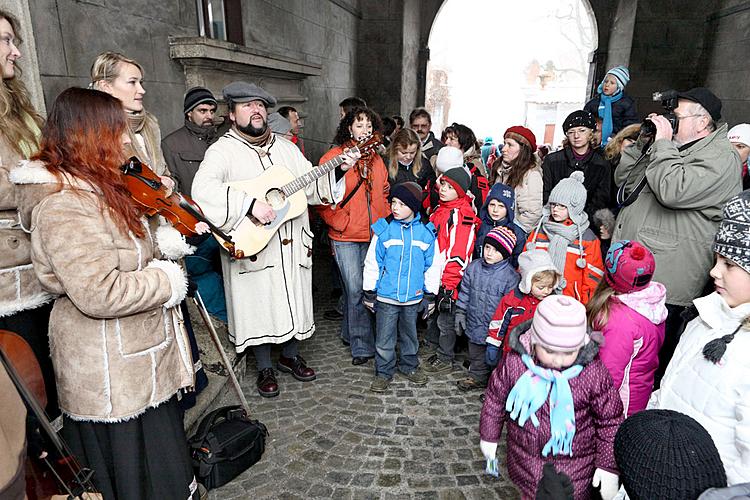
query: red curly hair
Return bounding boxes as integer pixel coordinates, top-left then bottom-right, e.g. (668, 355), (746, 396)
(34, 87), (145, 237)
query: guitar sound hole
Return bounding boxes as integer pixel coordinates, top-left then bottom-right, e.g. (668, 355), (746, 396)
(265, 188), (286, 209)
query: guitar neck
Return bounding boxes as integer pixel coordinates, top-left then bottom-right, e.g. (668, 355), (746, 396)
(282, 146), (360, 196)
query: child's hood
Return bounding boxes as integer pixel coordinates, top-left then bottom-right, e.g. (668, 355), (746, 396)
(615, 281), (668, 325)
(507, 318), (602, 367)
(480, 182), (516, 225)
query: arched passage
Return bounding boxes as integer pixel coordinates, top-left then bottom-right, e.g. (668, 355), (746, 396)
(424, 0), (598, 148)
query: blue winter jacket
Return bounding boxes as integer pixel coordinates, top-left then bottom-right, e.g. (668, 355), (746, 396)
(362, 216), (441, 305)
(456, 258), (520, 345)
(475, 183), (527, 267)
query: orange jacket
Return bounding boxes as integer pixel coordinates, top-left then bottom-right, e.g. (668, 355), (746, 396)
(524, 222), (604, 304)
(316, 145), (390, 242)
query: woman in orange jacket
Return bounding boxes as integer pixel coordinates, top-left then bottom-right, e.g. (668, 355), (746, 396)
(525, 171), (604, 305)
(317, 107), (390, 364)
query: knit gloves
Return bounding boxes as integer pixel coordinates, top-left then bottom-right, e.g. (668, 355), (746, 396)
(454, 308), (467, 336)
(592, 468), (619, 500)
(362, 290), (377, 314)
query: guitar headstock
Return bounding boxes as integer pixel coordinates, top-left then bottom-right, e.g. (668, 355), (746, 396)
(351, 133), (383, 156)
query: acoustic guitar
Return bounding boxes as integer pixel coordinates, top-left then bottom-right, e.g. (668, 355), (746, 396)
(216, 133), (381, 258)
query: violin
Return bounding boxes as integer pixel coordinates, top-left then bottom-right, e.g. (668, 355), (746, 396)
(0, 330), (100, 499)
(121, 157), (239, 257)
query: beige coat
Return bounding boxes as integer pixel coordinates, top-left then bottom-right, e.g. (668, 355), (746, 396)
(0, 136), (54, 318)
(14, 161), (193, 422)
(192, 131), (341, 351)
(496, 162), (543, 232)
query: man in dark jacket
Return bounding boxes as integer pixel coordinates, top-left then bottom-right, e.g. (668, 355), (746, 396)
(161, 87), (227, 323)
(162, 87), (219, 196)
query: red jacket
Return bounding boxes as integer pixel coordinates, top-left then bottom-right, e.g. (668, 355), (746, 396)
(316, 145), (390, 242)
(423, 165), (489, 216)
(487, 288), (542, 354)
(429, 195), (479, 298)
(525, 221), (604, 305)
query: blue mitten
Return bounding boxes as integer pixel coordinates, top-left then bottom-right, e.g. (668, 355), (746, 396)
(485, 345), (500, 368)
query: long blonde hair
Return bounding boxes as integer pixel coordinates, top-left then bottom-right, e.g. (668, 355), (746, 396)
(90, 51), (144, 88)
(0, 9), (43, 157)
(388, 128), (422, 180)
(586, 278), (618, 329)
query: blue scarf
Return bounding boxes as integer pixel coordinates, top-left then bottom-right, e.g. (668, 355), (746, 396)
(506, 354), (583, 456)
(596, 83), (623, 146)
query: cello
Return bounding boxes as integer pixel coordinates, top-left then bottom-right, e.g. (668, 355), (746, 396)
(0, 330), (100, 499)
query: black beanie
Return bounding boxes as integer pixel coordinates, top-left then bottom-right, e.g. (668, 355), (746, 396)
(441, 167), (471, 196)
(184, 87), (217, 114)
(562, 110), (596, 133)
(390, 181), (423, 216)
(615, 409), (727, 500)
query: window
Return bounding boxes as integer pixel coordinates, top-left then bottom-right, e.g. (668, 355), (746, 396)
(196, 0), (244, 45)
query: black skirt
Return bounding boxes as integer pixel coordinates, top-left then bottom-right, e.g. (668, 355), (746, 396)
(62, 396), (197, 500)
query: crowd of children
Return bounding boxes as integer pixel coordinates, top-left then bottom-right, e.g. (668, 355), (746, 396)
(348, 65), (750, 498)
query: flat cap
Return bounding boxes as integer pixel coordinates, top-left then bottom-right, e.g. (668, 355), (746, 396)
(267, 112), (291, 135)
(222, 81), (277, 108)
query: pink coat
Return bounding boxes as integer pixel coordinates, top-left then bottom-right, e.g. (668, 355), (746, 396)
(480, 323), (624, 499)
(598, 282), (667, 416)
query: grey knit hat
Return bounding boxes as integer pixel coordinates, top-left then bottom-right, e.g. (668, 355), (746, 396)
(548, 171), (588, 221)
(713, 190), (750, 273)
(267, 112), (291, 135)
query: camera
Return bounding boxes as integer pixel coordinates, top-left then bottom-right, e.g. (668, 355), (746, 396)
(640, 90), (680, 138)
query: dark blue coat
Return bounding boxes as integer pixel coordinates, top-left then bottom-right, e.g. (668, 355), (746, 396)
(475, 183), (527, 267)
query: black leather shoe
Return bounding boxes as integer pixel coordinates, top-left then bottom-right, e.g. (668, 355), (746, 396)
(352, 356), (374, 366)
(256, 368), (279, 398)
(323, 310), (343, 321)
(277, 355), (316, 382)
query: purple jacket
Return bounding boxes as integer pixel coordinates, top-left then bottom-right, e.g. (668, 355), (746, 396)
(480, 323), (624, 499)
(598, 282), (667, 416)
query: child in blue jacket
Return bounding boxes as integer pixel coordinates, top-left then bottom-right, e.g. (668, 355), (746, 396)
(362, 182), (441, 393)
(456, 226), (520, 391)
(475, 182), (527, 267)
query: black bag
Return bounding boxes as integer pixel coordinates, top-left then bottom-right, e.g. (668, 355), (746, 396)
(188, 405), (268, 489)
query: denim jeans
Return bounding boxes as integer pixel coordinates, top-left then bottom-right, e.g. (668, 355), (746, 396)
(437, 310), (457, 362)
(332, 240), (375, 357)
(184, 236), (227, 322)
(375, 302), (419, 378)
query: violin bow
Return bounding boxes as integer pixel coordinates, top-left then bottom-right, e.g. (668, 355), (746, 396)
(0, 344), (99, 498)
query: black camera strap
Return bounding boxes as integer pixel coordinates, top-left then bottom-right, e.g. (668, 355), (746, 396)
(616, 149), (650, 208)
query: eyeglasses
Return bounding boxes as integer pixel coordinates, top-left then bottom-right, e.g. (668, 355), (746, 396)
(565, 129), (591, 137)
(674, 114), (704, 121)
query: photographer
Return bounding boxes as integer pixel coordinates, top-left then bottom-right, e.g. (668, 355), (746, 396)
(612, 87), (742, 382)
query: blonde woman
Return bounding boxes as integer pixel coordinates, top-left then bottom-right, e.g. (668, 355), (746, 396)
(0, 9), (57, 413)
(90, 51), (173, 187)
(387, 128), (423, 186)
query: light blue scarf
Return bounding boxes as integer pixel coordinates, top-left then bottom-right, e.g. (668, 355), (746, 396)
(596, 82), (623, 147)
(506, 354), (583, 456)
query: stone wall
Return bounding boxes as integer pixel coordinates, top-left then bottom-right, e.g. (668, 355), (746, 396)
(702, 0), (750, 126)
(27, 0), (197, 132)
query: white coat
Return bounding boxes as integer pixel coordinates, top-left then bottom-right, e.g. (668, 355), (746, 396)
(192, 130), (342, 352)
(649, 292), (750, 485)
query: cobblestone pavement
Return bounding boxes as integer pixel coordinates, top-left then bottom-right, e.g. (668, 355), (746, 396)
(206, 251), (519, 500)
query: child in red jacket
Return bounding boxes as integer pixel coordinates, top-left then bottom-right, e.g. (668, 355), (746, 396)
(423, 167), (479, 374)
(526, 171), (604, 305)
(486, 249), (561, 368)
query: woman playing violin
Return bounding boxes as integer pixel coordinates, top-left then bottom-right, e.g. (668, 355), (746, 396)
(16, 87), (198, 499)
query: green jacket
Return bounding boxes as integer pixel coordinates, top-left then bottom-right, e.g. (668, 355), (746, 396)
(612, 124), (742, 306)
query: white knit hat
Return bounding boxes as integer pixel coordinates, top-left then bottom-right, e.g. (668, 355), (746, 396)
(435, 146), (464, 174)
(728, 123), (750, 147)
(518, 249), (561, 294)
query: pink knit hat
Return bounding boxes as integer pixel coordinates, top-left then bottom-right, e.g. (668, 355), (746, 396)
(530, 295), (588, 352)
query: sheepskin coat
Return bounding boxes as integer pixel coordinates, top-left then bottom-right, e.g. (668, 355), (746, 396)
(0, 136), (53, 318)
(14, 161), (193, 422)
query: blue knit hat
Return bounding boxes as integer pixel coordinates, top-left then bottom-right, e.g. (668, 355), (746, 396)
(603, 66), (630, 92)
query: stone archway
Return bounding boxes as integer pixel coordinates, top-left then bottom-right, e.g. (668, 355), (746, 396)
(422, 0), (600, 148)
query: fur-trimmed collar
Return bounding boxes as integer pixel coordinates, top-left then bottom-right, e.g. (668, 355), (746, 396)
(507, 318), (602, 367)
(9, 160), (97, 193)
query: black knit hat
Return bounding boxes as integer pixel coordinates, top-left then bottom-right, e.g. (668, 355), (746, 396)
(390, 181), (423, 216)
(562, 110), (596, 133)
(615, 409), (727, 500)
(184, 87), (217, 114)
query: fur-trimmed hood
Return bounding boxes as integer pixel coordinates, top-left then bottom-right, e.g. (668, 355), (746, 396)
(507, 318), (603, 367)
